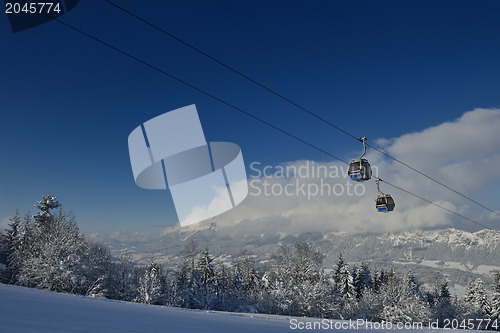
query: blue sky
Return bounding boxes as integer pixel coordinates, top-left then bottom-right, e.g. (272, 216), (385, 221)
(1, 1), (500, 234)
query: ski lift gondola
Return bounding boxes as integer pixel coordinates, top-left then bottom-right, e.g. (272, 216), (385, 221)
(375, 178), (395, 212)
(348, 137), (372, 182)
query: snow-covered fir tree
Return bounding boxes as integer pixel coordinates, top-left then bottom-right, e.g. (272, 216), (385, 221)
(4, 195), (111, 296)
(233, 250), (260, 312)
(491, 270), (500, 321)
(379, 269), (430, 323)
(372, 266), (382, 292)
(433, 281), (458, 326)
(261, 244), (293, 315)
(16, 195), (88, 293)
(108, 253), (139, 302)
(173, 239), (200, 308)
(354, 262), (373, 299)
(333, 253), (356, 319)
(290, 242), (333, 318)
(1, 211), (21, 283)
(194, 248), (218, 310)
(358, 287), (383, 322)
(136, 256), (163, 305)
(463, 278), (490, 318)
(84, 243), (112, 298)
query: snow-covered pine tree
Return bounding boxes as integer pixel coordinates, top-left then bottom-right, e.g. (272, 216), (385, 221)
(379, 269), (430, 324)
(234, 250), (258, 297)
(264, 244), (294, 316)
(1, 211), (21, 283)
(136, 256), (164, 305)
(427, 272), (446, 307)
(15, 195), (90, 293)
(334, 253), (356, 319)
(213, 263), (234, 311)
(434, 281), (457, 325)
(84, 243), (112, 298)
(358, 287), (383, 322)
(233, 250), (260, 311)
(354, 262), (373, 299)
(7, 194), (110, 296)
(174, 239), (200, 308)
(473, 278), (490, 317)
(194, 248), (217, 310)
(5, 213), (33, 285)
(464, 278), (490, 317)
(372, 266), (381, 292)
(108, 254), (139, 302)
(32, 194), (60, 230)
(404, 269), (418, 294)
(290, 242), (332, 318)
(463, 279), (475, 305)
(490, 270), (500, 321)
(461, 278), (489, 322)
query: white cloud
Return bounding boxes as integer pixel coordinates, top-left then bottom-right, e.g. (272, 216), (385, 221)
(176, 108), (500, 234)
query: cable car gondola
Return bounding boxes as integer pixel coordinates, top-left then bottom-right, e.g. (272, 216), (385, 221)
(348, 136), (372, 182)
(375, 178), (395, 212)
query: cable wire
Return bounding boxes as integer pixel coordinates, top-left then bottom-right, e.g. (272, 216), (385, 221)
(367, 144), (500, 219)
(102, 0), (500, 220)
(35, 7), (348, 166)
(22, 2), (493, 230)
(381, 179), (492, 230)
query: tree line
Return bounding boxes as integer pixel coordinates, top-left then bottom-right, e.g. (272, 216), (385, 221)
(0, 194), (499, 329)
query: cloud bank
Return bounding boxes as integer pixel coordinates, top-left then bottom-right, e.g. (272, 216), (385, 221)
(179, 108), (500, 235)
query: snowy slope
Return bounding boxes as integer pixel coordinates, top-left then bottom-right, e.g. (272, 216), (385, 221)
(0, 283), (483, 332)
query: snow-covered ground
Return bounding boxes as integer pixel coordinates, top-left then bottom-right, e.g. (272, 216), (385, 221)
(0, 283), (481, 332)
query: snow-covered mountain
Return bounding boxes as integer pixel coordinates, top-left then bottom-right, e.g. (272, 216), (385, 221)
(90, 226), (500, 295)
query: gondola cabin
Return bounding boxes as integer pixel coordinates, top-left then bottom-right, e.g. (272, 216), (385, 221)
(348, 158), (372, 182)
(376, 194), (395, 212)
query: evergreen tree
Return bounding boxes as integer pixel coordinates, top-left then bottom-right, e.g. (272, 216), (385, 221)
(136, 256), (164, 305)
(354, 262), (373, 299)
(358, 287), (383, 322)
(433, 281), (457, 325)
(5, 195), (111, 296)
(464, 278), (490, 317)
(174, 239), (200, 308)
(490, 270), (500, 321)
(334, 253), (356, 319)
(404, 269), (418, 294)
(16, 195), (88, 293)
(1, 211), (21, 283)
(84, 243), (112, 298)
(372, 266), (382, 292)
(379, 271), (430, 323)
(108, 254), (139, 301)
(427, 272), (446, 307)
(194, 248), (217, 310)
(213, 263), (234, 311)
(234, 250), (258, 298)
(233, 250), (260, 311)
(290, 242), (332, 318)
(265, 244), (294, 316)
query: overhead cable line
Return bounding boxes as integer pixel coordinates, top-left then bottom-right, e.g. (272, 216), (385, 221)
(381, 179), (492, 230)
(102, 0), (500, 220)
(31, 4), (493, 230)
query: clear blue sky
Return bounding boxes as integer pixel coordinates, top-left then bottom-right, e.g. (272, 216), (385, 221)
(1, 1), (500, 234)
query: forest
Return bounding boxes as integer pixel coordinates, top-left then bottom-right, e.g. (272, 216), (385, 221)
(1, 194), (499, 330)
